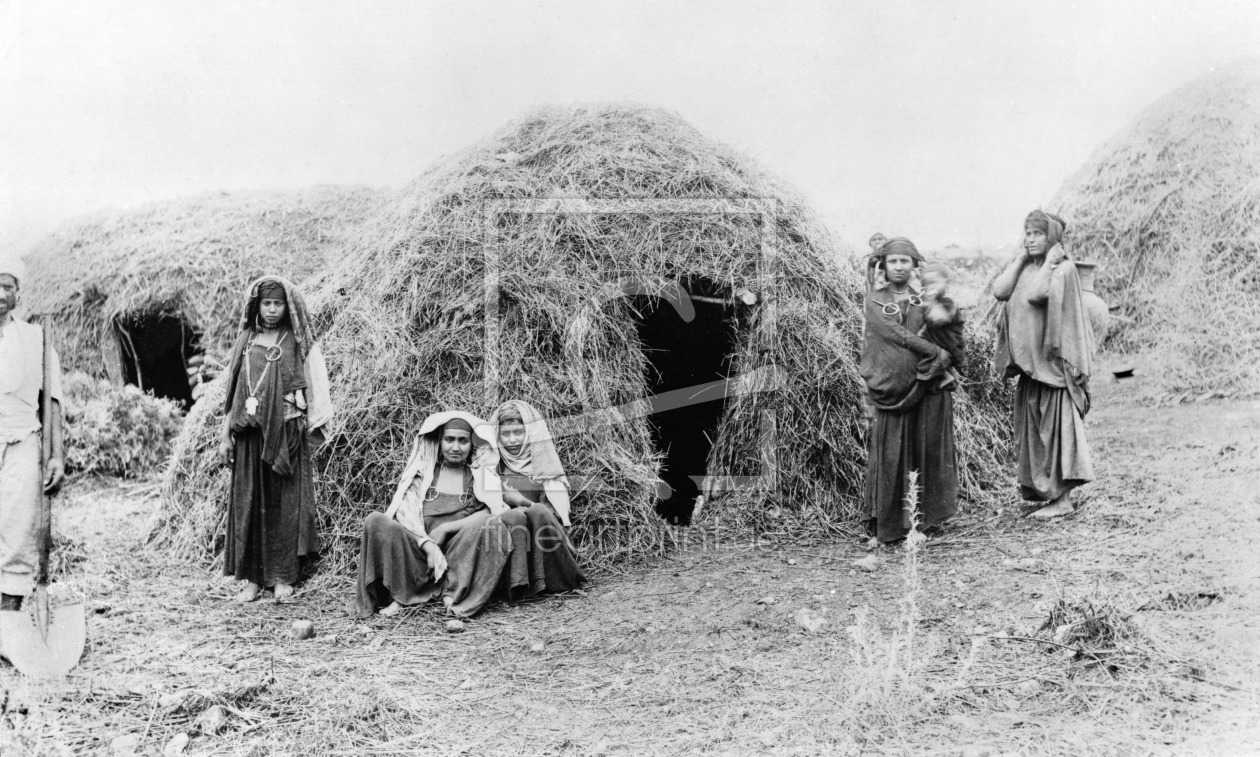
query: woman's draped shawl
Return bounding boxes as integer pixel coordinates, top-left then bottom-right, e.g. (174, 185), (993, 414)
(994, 255), (1094, 416)
(383, 410), (509, 543)
(222, 276), (334, 434)
(860, 289), (951, 412)
(492, 400), (572, 526)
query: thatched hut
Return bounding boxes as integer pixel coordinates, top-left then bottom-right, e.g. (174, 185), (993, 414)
(1052, 59), (1260, 395)
(22, 186), (386, 406)
(159, 104), (1011, 568)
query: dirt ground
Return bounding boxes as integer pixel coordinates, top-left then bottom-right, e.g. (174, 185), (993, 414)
(2, 376), (1258, 756)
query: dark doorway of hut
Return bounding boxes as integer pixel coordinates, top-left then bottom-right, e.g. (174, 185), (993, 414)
(632, 276), (749, 525)
(113, 312), (203, 409)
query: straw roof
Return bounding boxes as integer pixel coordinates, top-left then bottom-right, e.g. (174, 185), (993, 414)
(1052, 59), (1260, 395)
(158, 104), (1012, 568)
(22, 185), (387, 380)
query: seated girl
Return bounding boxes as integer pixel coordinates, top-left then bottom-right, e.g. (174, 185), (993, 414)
(353, 411), (506, 618)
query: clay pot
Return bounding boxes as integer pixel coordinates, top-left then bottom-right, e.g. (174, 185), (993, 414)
(1074, 261), (1110, 345)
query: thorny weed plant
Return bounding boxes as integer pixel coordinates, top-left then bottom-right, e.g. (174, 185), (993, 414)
(841, 470), (960, 730)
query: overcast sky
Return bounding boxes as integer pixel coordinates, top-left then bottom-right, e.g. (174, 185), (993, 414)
(2, 0), (1257, 255)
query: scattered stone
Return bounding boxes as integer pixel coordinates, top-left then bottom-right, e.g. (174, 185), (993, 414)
(459, 678), (475, 689)
(755, 596), (776, 606)
(959, 746), (995, 757)
(195, 704), (230, 735)
(162, 733), (190, 756)
(290, 620), (316, 640)
(109, 734), (141, 757)
(158, 690), (190, 709)
(852, 555), (879, 573)
(445, 619), (466, 633)
(1016, 680), (1042, 696)
(786, 557), (798, 566)
(529, 639), (546, 652)
(704, 581), (714, 589)
(793, 608), (827, 633)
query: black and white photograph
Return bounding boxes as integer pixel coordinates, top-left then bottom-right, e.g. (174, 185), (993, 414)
(1, 1), (1257, 754)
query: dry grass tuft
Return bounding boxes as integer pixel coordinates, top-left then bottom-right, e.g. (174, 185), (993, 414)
(1052, 58), (1260, 396)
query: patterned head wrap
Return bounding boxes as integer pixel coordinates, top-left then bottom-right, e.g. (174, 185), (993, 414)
(1025, 210), (1067, 250)
(441, 417), (474, 435)
(237, 275), (315, 359)
(874, 237), (925, 263)
(257, 280), (286, 300)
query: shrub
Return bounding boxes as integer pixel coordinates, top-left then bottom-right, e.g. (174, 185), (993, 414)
(62, 373), (184, 478)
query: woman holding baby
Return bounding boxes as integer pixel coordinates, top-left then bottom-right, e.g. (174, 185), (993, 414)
(859, 237), (963, 545)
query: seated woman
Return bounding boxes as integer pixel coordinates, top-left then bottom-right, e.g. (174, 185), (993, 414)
(439, 400), (585, 616)
(353, 411), (506, 618)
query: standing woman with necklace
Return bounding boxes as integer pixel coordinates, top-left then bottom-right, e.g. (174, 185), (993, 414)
(218, 277), (333, 602)
(992, 211), (1095, 518)
(859, 238), (961, 544)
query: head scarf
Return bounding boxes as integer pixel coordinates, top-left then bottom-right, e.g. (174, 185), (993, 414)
(257, 280), (286, 300)
(870, 237), (925, 264)
(237, 275), (315, 358)
(1025, 210), (1067, 250)
(493, 400), (568, 485)
(441, 417), (474, 435)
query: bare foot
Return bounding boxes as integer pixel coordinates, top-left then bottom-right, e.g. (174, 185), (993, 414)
(235, 582), (262, 603)
(864, 536), (881, 550)
(379, 601), (403, 617)
(442, 595), (456, 615)
(273, 583), (295, 600)
(1031, 492), (1074, 519)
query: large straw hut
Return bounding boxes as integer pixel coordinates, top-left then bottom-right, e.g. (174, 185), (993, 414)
(159, 104), (1012, 568)
(22, 186), (386, 406)
(1052, 59), (1260, 395)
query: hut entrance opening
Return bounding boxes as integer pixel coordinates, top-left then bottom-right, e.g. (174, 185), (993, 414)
(633, 276), (749, 525)
(112, 312), (203, 408)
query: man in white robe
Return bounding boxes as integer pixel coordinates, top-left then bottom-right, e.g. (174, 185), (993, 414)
(0, 258), (65, 611)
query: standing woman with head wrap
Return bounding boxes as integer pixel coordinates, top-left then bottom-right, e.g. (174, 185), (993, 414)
(991, 211), (1095, 518)
(218, 277), (333, 602)
(860, 238), (962, 544)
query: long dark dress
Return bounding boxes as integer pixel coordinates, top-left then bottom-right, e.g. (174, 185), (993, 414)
(860, 290), (961, 543)
(995, 260), (1095, 501)
(354, 485), (485, 617)
(440, 471), (585, 617)
(224, 332), (319, 586)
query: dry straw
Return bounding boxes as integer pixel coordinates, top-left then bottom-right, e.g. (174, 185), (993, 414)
(21, 186), (387, 381)
(1052, 59), (1260, 396)
(157, 104), (1012, 570)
